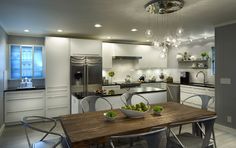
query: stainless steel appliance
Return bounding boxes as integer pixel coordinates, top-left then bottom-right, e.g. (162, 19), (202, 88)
(180, 72), (190, 84)
(70, 56), (102, 99)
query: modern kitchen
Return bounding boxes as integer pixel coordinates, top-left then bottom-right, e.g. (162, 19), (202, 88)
(0, 0), (236, 148)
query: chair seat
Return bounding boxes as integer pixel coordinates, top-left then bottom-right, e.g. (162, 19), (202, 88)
(168, 133), (213, 148)
(32, 138), (62, 148)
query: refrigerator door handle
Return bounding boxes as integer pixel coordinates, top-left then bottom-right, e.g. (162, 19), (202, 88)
(83, 64), (87, 97)
(86, 64), (89, 95)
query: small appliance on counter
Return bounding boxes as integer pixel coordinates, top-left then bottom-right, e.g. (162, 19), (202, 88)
(139, 75), (145, 82)
(180, 72), (190, 84)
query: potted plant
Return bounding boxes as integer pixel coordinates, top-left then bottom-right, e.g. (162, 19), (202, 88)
(201, 52), (209, 60)
(104, 110), (117, 121)
(108, 71), (115, 84)
(153, 105), (164, 115)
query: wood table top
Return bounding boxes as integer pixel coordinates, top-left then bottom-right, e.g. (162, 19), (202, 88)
(60, 102), (216, 147)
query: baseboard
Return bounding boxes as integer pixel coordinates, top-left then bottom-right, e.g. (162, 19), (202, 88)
(0, 124), (5, 136)
(215, 123), (236, 136)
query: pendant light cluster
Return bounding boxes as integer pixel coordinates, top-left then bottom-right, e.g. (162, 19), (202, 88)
(144, 0), (185, 58)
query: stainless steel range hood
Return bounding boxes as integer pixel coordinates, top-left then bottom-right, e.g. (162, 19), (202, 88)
(112, 56), (142, 60)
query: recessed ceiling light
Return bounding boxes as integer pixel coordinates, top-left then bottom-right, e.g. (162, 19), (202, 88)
(57, 29), (63, 32)
(94, 24), (102, 28)
(24, 29), (30, 32)
(131, 28), (138, 32)
(146, 40), (150, 42)
(204, 36), (208, 39)
(106, 36), (112, 39)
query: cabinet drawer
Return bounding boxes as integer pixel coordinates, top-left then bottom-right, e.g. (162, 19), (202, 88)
(6, 98), (44, 113)
(5, 90), (45, 101)
(5, 109), (44, 123)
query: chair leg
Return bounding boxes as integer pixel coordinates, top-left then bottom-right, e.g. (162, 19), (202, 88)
(179, 125), (182, 135)
(212, 129), (217, 148)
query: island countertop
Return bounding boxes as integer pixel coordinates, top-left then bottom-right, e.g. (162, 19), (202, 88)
(102, 86), (166, 97)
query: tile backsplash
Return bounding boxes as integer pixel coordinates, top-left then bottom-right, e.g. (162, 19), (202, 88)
(103, 60), (215, 84)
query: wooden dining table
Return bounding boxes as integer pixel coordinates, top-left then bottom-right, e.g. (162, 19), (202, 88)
(59, 102), (216, 148)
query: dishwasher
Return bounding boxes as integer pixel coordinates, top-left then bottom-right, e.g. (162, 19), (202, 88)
(167, 83), (180, 103)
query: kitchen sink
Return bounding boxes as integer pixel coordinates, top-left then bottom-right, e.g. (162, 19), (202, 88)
(189, 83), (215, 88)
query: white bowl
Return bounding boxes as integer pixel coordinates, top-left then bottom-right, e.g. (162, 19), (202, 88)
(120, 108), (150, 118)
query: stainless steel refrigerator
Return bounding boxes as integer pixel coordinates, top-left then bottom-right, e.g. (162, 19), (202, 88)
(70, 56), (102, 99)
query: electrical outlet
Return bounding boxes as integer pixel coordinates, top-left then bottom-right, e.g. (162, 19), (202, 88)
(227, 116), (232, 123)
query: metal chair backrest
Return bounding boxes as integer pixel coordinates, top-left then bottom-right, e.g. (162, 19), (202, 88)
(80, 95), (113, 112)
(182, 94), (214, 110)
(169, 115), (217, 148)
(120, 92), (149, 106)
(21, 116), (69, 148)
(110, 127), (167, 148)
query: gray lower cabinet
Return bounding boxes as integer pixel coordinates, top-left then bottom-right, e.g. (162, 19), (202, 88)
(4, 90), (45, 124)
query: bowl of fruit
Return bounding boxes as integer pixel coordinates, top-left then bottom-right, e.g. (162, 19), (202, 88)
(120, 102), (150, 118)
(104, 111), (117, 121)
(152, 105), (164, 116)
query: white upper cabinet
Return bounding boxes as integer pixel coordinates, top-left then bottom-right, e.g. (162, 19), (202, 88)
(45, 37), (70, 117)
(70, 39), (102, 56)
(102, 43), (114, 69)
(45, 37), (70, 86)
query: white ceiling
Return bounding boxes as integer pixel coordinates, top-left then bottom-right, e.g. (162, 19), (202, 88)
(0, 0), (236, 42)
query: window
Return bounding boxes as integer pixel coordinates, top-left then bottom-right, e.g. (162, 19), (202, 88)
(10, 45), (44, 79)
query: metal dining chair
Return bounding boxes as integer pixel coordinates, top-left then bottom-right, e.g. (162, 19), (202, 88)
(179, 94), (216, 147)
(167, 115), (217, 148)
(109, 127), (167, 148)
(120, 92), (150, 106)
(21, 116), (70, 148)
(80, 95), (113, 113)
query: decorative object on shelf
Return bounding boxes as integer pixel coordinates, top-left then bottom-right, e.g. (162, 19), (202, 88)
(201, 52), (209, 60)
(183, 52), (190, 61)
(144, 0), (185, 58)
(108, 71), (115, 84)
(176, 53), (183, 61)
(152, 105), (164, 116)
(190, 55), (197, 61)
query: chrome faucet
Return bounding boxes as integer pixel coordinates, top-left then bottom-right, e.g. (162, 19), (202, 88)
(196, 71), (206, 84)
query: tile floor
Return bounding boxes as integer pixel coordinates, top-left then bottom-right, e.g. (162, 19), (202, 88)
(0, 122), (236, 148)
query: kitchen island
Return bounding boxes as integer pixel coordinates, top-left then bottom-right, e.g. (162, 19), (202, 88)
(72, 86), (167, 114)
(99, 86), (167, 110)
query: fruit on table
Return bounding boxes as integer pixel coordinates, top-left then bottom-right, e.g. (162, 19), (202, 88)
(121, 102), (149, 112)
(105, 111), (117, 118)
(153, 105), (164, 112)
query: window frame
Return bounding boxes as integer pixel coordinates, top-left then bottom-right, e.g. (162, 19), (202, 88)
(9, 44), (45, 80)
